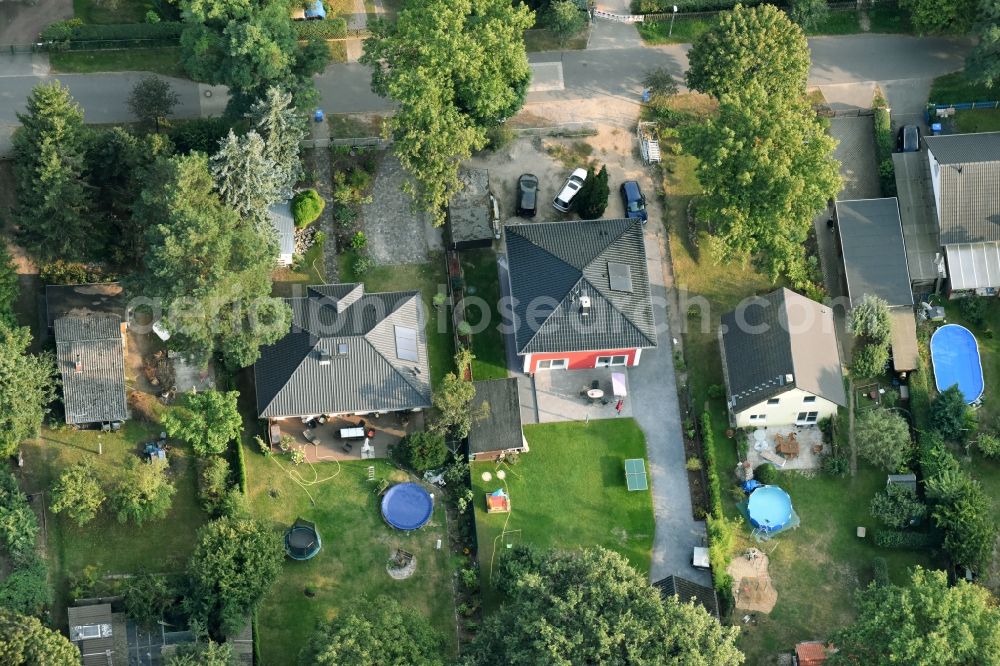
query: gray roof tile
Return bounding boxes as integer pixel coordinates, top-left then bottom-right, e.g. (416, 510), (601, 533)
(719, 288), (846, 413)
(254, 285), (432, 418)
(269, 202), (296, 258)
(505, 219), (657, 355)
(54, 316), (128, 425)
(924, 133), (1000, 244)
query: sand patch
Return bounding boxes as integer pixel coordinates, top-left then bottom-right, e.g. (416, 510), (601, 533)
(727, 548), (777, 613)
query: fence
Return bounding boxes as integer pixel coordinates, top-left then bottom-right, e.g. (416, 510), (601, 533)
(511, 122), (598, 137)
(928, 100), (1000, 111)
(301, 136), (390, 149)
(608, 0), (894, 23)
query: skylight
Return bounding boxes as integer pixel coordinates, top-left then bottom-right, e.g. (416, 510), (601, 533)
(394, 325), (419, 362)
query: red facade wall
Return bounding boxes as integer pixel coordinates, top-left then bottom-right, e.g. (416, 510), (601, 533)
(526, 348), (639, 373)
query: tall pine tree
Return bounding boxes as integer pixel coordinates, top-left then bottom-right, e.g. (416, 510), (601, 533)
(13, 81), (96, 261)
(251, 87), (307, 200)
(210, 129), (282, 234)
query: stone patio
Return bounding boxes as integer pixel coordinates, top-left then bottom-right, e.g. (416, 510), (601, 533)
(532, 368), (632, 423)
(745, 426), (827, 472)
(272, 411), (421, 462)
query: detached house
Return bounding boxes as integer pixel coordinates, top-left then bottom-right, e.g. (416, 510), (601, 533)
(924, 132), (1000, 296)
(504, 218), (657, 373)
(253, 284), (432, 421)
(719, 288), (846, 428)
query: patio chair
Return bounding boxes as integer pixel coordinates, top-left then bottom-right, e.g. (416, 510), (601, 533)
(342, 441), (354, 454)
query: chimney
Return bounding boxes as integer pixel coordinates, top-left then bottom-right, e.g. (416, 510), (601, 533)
(580, 294), (591, 317)
(74, 354), (83, 373)
(785, 373), (794, 384)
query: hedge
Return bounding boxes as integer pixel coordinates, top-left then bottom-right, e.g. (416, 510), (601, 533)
(234, 439), (249, 495)
(631, 0), (767, 13)
(700, 412), (735, 611)
(293, 17), (348, 39)
(874, 529), (938, 550)
(873, 92), (897, 197)
(42, 20), (184, 43)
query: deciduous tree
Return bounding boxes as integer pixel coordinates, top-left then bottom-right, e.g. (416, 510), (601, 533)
(361, 0), (533, 224)
(300, 596), (445, 666)
(0, 324), (56, 459)
(112, 457), (176, 526)
(787, 0), (829, 31)
(848, 294), (892, 346)
(900, 0), (976, 35)
(400, 431), (447, 473)
(829, 567), (1000, 665)
(163, 390), (243, 457)
(869, 484), (926, 529)
(167, 641), (237, 665)
(128, 76), (180, 132)
(464, 546), (743, 665)
(547, 0), (587, 46)
(430, 348), (486, 439)
(681, 83), (840, 280)
(50, 460), (105, 526)
(124, 573), (174, 630)
(179, 0), (328, 113)
(967, 0), (1000, 88)
(686, 4), (810, 102)
(135, 153), (292, 367)
(855, 407), (912, 472)
(12, 81), (97, 261)
(184, 515), (283, 638)
(0, 609), (80, 664)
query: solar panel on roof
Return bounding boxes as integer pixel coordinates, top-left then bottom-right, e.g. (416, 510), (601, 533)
(608, 262), (633, 293)
(394, 325), (419, 362)
(624, 458), (648, 491)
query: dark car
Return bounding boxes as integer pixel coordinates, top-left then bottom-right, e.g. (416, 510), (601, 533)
(517, 173), (538, 217)
(897, 125), (920, 152)
(620, 180), (647, 223)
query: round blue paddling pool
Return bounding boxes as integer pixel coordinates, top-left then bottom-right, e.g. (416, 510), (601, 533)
(930, 324), (984, 404)
(381, 482), (434, 531)
(747, 485), (793, 533)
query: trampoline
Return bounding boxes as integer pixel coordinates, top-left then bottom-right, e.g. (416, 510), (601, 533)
(930, 324), (984, 404)
(381, 482), (433, 531)
(747, 485), (793, 533)
(285, 518), (322, 560)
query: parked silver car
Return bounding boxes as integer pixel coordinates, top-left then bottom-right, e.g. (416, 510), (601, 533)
(552, 168), (587, 212)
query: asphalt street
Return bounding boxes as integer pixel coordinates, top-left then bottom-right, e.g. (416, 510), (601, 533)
(0, 33), (971, 154)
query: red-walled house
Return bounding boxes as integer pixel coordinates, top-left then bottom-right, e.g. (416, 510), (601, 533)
(504, 218), (657, 373)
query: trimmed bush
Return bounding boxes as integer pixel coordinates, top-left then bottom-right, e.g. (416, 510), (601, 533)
(872, 93), (897, 197)
(293, 17), (348, 39)
(42, 20), (184, 49)
(874, 529), (938, 550)
(292, 189), (325, 228)
(959, 296), (988, 327)
(753, 463), (778, 485)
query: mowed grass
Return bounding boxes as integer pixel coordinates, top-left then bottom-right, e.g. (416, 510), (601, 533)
(472, 419), (654, 609)
(956, 109), (1000, 133)
(74, 0), (155, 23)
(929, 72), (1000, 105)
(246, 451), (457, 664)
(339, 254), (456, 386)
(460, 248), (507, 381)
(50, 48), (186, 78)
(735, 465), (935, 661)
(19, 420), (207, 625)
(638, 17), (716, 45)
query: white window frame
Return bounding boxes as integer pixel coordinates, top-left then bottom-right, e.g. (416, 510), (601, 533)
(537, 358), (568, 370)
(749, 414), (767, 423)
(595, 355), (628, 368)
(796, 411), (819, 425)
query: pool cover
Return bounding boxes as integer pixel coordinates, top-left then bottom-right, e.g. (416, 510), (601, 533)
(747, 485), (793, 533)
(381, 482), (433, 531)
(930, 324), (984, 404)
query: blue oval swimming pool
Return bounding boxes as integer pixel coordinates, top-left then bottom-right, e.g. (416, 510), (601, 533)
(747, 485), (793, 533)
(930, 324), (984, 404)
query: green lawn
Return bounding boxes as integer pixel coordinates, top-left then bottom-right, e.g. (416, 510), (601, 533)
(460, 249), (507, 381)
(19, 420), (207, 626)
(929, 72), (1000, 105)
(74, 0), (156, 23)
(955, 108), (1000, 133)
(49, 48), (186, 78)
(245, 449), (457, 664)
(339, 253), (455, 386)
(472, 419), (655, 609)
(272, 236), (327, 297)
(524, 28), (589, 52)
(638, 17), (716, 45)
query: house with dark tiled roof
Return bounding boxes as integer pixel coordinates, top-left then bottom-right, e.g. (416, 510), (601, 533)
(924, 132), (1000, 295)
(653, 575), (720, 619)
(719, 288), (846, 428)
(504, 219), (657, 373)
(467, 378), (527, 461)
(55, 316), (128, 426)
(253, 284), (432, 420)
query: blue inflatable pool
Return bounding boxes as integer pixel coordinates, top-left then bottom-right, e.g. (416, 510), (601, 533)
(930, 324), (984, 404)
(747, 485), (793, 533)
(381, 482), (433, 531)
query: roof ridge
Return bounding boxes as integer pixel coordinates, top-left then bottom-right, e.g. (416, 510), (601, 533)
(358, 336), (428, 406)
(578, 276), (657, 347)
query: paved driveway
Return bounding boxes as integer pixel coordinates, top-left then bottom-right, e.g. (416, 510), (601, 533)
(830, 116), (880, 201)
